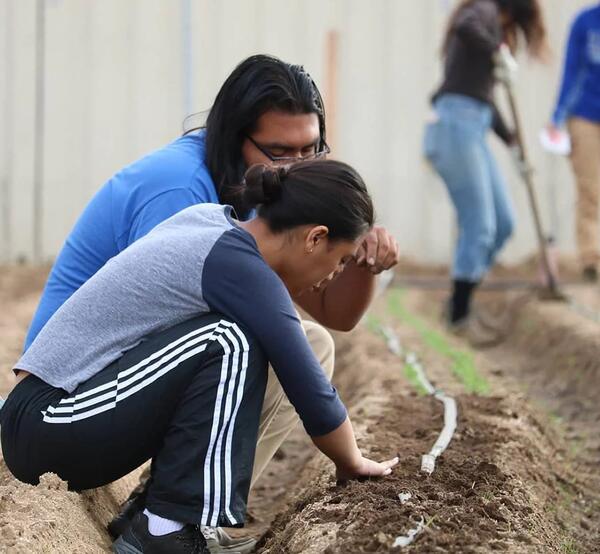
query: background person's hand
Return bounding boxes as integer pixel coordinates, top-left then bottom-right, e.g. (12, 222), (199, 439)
(336, 455), (400, 482)
(356, 226), (400, 274)
(494, 43), (518, 86)
(546, 123), (562, 141)
(540, 124), (571, 156)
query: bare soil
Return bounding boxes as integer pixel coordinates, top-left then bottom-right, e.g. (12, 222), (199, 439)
(0, 265), (599, 553)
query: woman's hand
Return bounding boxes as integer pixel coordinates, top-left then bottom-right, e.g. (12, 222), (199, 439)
(336, 455), (399, 482)
(355, 226), (400, 274)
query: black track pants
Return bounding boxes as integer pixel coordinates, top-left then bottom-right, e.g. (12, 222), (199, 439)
(0, 314), (268, 527)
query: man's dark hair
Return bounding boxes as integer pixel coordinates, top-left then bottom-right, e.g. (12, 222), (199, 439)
(203, 54), (327, 218)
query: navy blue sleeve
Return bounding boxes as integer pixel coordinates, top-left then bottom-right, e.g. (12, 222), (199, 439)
(202, 228), (347, 437)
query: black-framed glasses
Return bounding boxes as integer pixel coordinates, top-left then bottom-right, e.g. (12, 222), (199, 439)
(245, 135), (331, 164)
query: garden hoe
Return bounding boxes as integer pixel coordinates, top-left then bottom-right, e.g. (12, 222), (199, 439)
(503, 82), (567, 302)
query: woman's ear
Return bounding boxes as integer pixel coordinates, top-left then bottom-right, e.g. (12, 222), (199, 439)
(305, 225), (329, 253)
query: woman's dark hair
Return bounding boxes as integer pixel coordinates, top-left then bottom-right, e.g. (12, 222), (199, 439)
(443, 0), (547, 59)
(202, 54), (327, 218)
(241, 160), (374, 242)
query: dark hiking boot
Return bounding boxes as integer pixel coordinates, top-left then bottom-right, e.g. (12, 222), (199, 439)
(108, 486), (147, 539)
(112, 512), (210, 554)
(582, 265), (598, 283)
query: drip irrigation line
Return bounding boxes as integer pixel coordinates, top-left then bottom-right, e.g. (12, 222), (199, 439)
(392, 516), (425, 548)
(374, 319), (458, 548)
(380, 326), (457, 474)
(567, 298), (600, 325)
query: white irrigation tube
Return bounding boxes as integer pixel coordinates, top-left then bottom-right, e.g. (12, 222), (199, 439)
(392, 516), (425, 548)
(380, 326), (457, 474)
(366, 273), (458, 546)
(374, 317), (458, 547)
(421, 392), (457, 474)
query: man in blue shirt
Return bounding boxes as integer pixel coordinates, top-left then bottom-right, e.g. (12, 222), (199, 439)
(23, 54), (399, 551)
(549, 4), (600, 281)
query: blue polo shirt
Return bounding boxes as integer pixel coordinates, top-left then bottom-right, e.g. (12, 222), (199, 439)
(24, 131), (218, 350)
(553, 5), (600, 126)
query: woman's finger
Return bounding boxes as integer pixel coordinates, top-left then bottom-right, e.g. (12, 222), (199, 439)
(363, 230), (379, 267)
(380, 456), (400, 470)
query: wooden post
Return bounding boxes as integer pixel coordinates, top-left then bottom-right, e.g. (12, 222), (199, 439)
(324, 30), (339, 155)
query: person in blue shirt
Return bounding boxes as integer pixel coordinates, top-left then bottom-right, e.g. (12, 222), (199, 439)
(22, 54), (400, 551)
(549, 3), (600, 282)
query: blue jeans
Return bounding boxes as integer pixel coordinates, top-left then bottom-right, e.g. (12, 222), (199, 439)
(424, 94), (515, 281)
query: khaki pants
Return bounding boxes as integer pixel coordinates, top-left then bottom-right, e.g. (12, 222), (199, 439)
(251, 319), (334, 485)
(134, 319), (334, 492)
(568, 117), (600, 268)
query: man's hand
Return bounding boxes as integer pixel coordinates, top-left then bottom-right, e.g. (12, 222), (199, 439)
(355, 226), (400, 274)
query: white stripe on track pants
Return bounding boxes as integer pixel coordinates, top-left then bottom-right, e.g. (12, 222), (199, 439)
(0, 313), (268, 527)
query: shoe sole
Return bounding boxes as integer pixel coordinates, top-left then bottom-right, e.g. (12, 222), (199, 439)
(112, 536), (143, 554)
(207, 542), (256, 554)
(206, 541), (256, 554)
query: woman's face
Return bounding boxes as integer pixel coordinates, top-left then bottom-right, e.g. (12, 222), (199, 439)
(280, 226), (365, 296)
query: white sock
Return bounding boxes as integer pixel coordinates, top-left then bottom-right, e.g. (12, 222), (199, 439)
(143, 508), (185, 536)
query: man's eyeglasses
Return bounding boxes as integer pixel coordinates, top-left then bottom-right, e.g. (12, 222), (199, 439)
(245, 135), (331, 164)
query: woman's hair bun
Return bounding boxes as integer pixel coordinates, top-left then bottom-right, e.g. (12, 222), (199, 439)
(243, 164), (288, 205)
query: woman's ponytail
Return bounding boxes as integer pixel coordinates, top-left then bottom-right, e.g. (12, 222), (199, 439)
(242, 164), (288, 206)
(241, 160), (374, 242)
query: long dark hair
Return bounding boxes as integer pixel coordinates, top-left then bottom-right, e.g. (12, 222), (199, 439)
(203, 55), (327, 218)
(242, 161), (374, 242)
(443, 0), (547, 59)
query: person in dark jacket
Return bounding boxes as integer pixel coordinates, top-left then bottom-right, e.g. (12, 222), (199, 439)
(424, 0), (547, 345)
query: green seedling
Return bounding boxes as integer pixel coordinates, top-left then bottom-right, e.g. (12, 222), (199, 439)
(386, 289), (489, 395)
(364, 313), (430, 397)
(364, 313), (384, 336)
(403, 363), (429, 396)
(560, 537), (580, 554)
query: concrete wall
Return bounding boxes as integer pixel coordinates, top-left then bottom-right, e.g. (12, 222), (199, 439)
(0, 0), (593, 264)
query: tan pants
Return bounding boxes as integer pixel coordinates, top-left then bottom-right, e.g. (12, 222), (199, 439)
(251, 319), (334, 485)
(568, 117), (600, 268)
(135, 319), (335, 492)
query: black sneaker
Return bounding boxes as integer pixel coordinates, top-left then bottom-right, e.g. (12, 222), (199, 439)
(108, 487), (147, 539)
(112, 512), (210, 554)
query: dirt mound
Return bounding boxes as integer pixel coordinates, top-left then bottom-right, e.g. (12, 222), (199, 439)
(0, 461), (144, 553)
(1, 265), (599, 552)
(260, 335), (585, 552)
